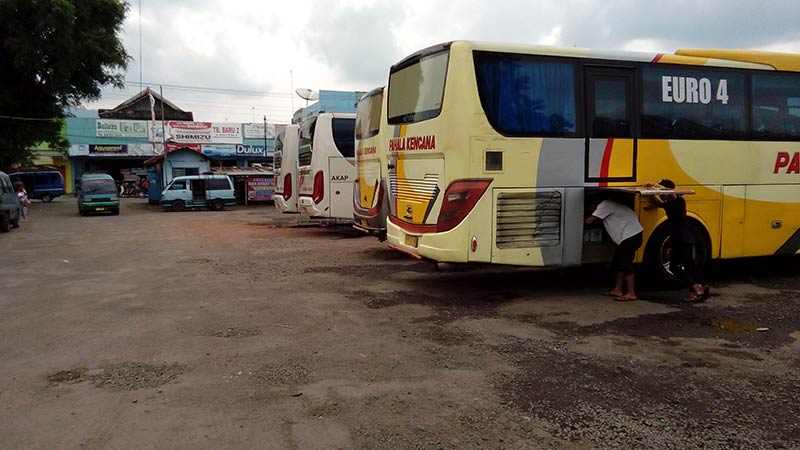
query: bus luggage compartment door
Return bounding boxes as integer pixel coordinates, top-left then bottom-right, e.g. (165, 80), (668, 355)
(328, 156), (356, 220)
(491, 188), (565, 267)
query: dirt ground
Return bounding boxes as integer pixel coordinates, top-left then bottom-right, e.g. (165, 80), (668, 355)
(0, 199), (798, 450)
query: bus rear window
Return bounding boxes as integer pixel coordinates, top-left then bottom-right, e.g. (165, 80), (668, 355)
(332, 118), (356, 157)
(273, 131), (284, 170)
(388, 51), (449, 124)
(474, 52), (577, 136)
(298, 118), (315, 166)
(356, 90), (383, 140)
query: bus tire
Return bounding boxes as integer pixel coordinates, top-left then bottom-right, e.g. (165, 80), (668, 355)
(41, 194), (53, 203)
(210, 198), (224, 211)
(172, 200), (185, 212)
(643, 221), (710, 288)
(0, 214), (9, 233)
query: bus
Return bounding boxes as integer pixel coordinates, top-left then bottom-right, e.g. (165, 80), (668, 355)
(353, 87), (390, 240)
(274, 124), (301, 214)
(297, 112), (357, 221)
(385, 41), (800, 282)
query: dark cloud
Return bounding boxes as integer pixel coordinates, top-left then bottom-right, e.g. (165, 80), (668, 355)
(302, 0), (407, 89)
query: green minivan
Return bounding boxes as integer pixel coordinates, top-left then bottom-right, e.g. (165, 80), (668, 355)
(77, 173), (120, 216)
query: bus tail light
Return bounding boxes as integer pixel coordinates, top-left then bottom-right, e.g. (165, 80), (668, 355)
(312, 171), (325, 204)
(283, 174), (292, 200)
(435, 179), (491, 233)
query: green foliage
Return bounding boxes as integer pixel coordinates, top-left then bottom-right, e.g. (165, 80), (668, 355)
(0, 0), (130, 169)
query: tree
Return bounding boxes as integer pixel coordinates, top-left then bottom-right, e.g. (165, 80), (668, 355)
(0, 0), (129, 169)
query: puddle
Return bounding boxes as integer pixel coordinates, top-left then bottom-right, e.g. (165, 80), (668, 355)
(47, 369), (85, 385)
(707, 319), (757, 333)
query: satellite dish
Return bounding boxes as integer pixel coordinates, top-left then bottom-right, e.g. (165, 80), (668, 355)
(295, 88), (319, 106)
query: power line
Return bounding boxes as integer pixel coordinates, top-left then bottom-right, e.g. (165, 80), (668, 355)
(0, 114), (61, 121)
(122, 80), (294, 98)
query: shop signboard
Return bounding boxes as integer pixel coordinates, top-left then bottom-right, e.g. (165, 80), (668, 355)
(243, 122), (276, 139)
(68, 144), (90, 156)
(165, 143), (202, 154)
(211, 123), (243, 144)
(96, 119), (148, 138)
(202, 144), (237, 157)
(89, 144), (128, 155)
(246, 176), (274, 201)
(236, 145), (266, 157)
(167, 121), (213, 143)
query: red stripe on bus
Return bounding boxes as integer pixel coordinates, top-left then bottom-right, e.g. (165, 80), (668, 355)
(598, 138), (614, 187)
(652, 53), (664, 63)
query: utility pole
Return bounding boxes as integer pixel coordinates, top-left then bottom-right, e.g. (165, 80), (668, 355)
(160, 85), (167, 189)
(139, 0), (143, 90)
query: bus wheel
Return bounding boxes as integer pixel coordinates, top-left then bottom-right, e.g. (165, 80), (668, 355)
(0, 214), (9, 233)
(644, 222), (709, 288)
(210, 199), (224, 211)
(41, 194), (53, 203)
(172, 200), (186, 212)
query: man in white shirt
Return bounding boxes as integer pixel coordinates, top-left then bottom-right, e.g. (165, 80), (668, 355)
(585, 198), (644, 301)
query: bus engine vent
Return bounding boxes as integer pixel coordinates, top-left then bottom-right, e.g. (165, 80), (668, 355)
(496, 191), (562, 249)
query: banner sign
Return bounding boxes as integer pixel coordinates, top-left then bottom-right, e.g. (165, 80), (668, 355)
(236, 144), (266, 157)
(165, 143), (202, 154)
(243, 123), (276, 139)
(90, 144), (127, 154)
(148, 121), (165, 142)
(201, 144), (237, 157)
(211, 123), (243, 144)
(246, 176), (274, 201)
(96, 120), (148, 138)
(168, 121), (213, 143)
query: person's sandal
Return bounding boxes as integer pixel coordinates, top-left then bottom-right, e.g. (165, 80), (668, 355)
(697, 286), (711, 303)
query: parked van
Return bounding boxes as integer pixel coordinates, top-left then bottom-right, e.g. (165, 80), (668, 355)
(9, 171), (65, 202)
(160, 175), (235, 211)
(77, 173), (120, 216)
(0, 171), (22, 232)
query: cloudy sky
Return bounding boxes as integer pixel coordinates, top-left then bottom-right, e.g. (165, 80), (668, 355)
(87, 0), (800, 124)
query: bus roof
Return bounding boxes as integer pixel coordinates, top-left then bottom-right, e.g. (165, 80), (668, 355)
(400, 41), (800, 72)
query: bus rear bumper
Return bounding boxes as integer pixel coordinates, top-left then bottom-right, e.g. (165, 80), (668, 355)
(386, 220), (468, 263)
(274, 193), (297, 213)
(299, 196), (326, 218)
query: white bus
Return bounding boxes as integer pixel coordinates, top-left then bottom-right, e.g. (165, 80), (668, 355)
(297, 112), (357, 220)
(274, 124), (300, 214)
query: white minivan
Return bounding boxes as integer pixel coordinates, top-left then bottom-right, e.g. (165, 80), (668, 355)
(160, 175), (235, 211)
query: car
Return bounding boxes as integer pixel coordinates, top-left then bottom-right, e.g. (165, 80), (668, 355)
(160, 175), (235, 211)
(0, 171), (23, 232)
(77, 173), (120, 216)
(9, 170), (66, 203)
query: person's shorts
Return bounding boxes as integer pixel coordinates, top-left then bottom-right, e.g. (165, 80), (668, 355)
(611, 232), (643, 274)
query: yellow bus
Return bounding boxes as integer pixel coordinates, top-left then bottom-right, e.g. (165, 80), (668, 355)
(385, 41), (800, 281)
(353, 87), (390, 240)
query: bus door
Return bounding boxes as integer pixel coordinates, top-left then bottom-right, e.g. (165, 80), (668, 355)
(584, 67), (637, 184)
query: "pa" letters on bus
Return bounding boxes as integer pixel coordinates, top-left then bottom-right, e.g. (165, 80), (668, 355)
(774, 152), (800, 174)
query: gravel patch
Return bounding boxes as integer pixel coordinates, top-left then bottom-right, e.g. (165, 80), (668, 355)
(493, 339), (800, 449)
(89, 362), (185, 391)
(202, 327), (262, 338)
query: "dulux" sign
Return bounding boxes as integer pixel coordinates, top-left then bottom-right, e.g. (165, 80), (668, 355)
(236, 145), (265, 157)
